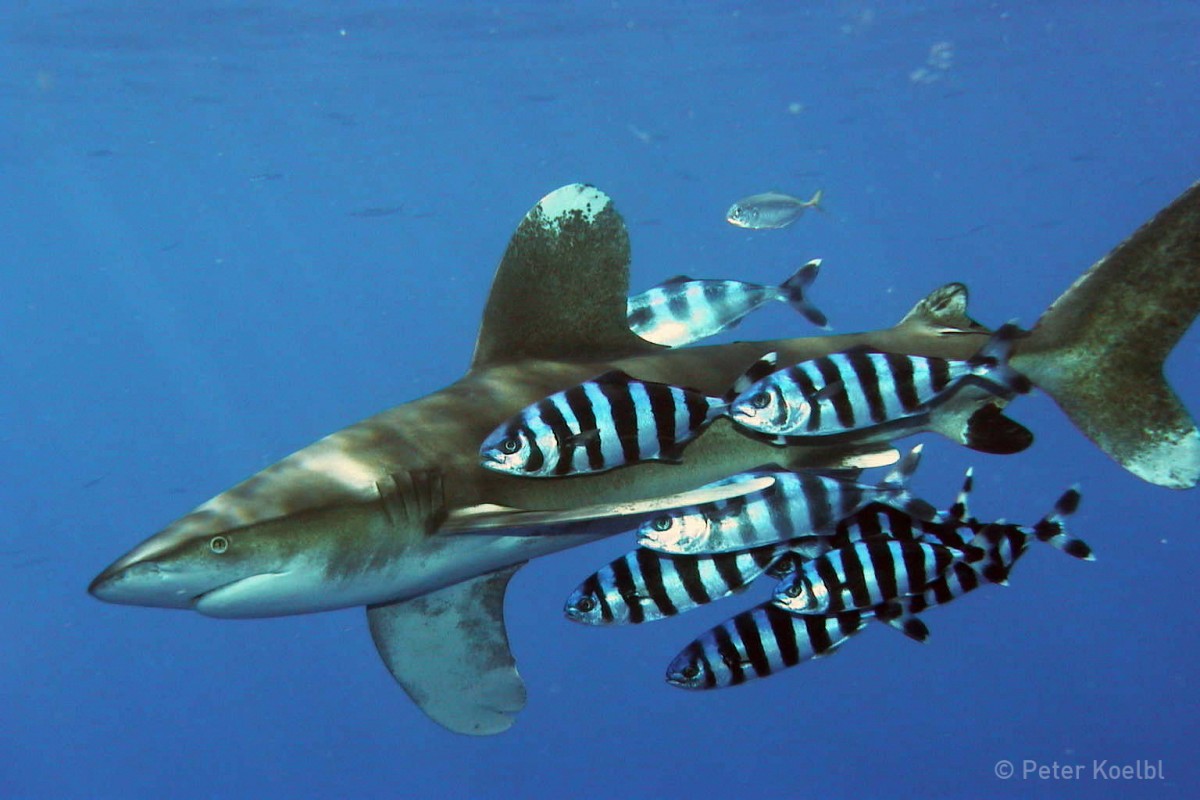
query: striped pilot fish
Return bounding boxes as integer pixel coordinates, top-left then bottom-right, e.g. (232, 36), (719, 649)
(666, 602), (870, 690)
(479, 370), (728, 477)
(772, 538), (960, 614)
(563, 544), (800, 625)
(568, 467), (978, 627)
(627, 259), (829, 348)
(665, 488), (1093, 690)
(728, 324), (1035, 454)
(726, 189), (825, 230)
(637, 445), (937, 556)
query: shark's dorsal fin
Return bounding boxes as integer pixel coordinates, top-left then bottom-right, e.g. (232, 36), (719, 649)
(367, 565), (526, 736)
(897, 283), (984, 332)
(471, 184), (661, 369)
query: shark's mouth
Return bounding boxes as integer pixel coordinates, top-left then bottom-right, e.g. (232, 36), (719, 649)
(193, 572), (291, 617)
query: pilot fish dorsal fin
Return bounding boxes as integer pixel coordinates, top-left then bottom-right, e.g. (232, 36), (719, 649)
(471, 184), (660, 369)
(366, 564), (526, 736)
(897, 282), (984, 333)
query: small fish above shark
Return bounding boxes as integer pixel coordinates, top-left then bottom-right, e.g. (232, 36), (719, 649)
(627, 259), (828, 347)
(89, 181), (1200, 736)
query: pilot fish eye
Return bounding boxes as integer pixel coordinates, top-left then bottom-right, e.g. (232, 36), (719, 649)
(209, 536), (229, 554)
(750, 391), (771, 409)
(651, 515), (673, 532)
(784, 583), (802, 598)
(576, 597), (596, 613)
(682, 664), (700, 679)
(499, 436), (521, 455)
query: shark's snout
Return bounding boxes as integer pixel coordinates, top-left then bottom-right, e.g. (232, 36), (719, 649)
(89, 558), (199, 608)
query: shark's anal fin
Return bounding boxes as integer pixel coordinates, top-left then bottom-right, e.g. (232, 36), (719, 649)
(367, 565), (526, 736)
(1017, 181), (1200, 489)
(470, 184), (659, 369)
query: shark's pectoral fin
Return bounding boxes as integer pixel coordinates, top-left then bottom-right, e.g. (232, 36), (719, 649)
(470, 184), (659, 369)
(440, 474), (778, 536)
(366, 565), (526, 736)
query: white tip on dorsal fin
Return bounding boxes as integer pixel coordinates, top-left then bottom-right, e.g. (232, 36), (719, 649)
(470, 184), (660, 370)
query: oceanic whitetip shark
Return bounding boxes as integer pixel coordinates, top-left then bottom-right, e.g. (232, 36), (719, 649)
(90, 182), (1200, 736)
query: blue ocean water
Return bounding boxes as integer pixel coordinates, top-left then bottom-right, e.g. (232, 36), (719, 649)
(3, 2), (1198, 797)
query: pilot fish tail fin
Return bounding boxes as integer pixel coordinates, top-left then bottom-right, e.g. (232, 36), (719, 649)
(1026, 486), (1094, 561)
(777, 259), (830, 329)
(471, 184), (660, 369)
(805, 188), (826, 212)
(1014, 181), (1200, 489)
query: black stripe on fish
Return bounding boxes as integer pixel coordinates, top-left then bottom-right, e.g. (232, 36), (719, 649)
(799, 472), (833, 533)
(929, 357), (952, 392)
(634, 547), (676, 618)
(712, 623), (746, 686)
(561, 385), (604, 471)
(885, 351), (921, 412)
(667, 290), (690, 322)
(846, 349), (888, 423)
(787, 367), (823, 432)
(684, 389), (711, 438)
(583, 573), (614, 623)
(609, 555), (645, 624)
(673, 553), (711, 606)
(596, 376), (641, 464)
(815, 356), (856, 427)
(645, 381), (679, 457)
(534, 399), (571, 475)
(734, 611), (772, 677)
(871, 540), (899, 605)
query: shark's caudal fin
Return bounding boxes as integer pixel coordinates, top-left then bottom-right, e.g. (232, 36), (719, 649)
(471, 184), (660, 369)
(1016, 181), (1200, 489)
(367, 565), (526, 736)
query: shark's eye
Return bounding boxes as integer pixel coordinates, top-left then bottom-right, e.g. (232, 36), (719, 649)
(575, 597), (596, 613)
(651, 515), (673, 532)
(209, 536), (229, 554)
(750, 391), (771, 409)
(499, 436), (521, 455)
(682, 664), (700, 680)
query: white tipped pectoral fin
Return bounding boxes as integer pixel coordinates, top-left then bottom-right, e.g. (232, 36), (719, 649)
(441, 475), (778, 537)
(366, 565), (526, 736)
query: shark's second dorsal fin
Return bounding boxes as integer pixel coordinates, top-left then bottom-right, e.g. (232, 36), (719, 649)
(897, 283), (985, 333)
(471, 184), (660, 369)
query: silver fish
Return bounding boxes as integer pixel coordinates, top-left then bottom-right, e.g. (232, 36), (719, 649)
(772, 538), (959, 614)
(479, 369), (727, 477)
(726, 189), (824, 230)
(665, 602), (871, 689)
(627, 260), (828, 347)
(637, 446), (936, 556)
(728, 324), (1032, 452)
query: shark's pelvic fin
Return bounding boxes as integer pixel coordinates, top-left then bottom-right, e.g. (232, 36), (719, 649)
(1017, 181), (1200, 489)
(367, 565), (526, 736)
(470, 184), (660, 369)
